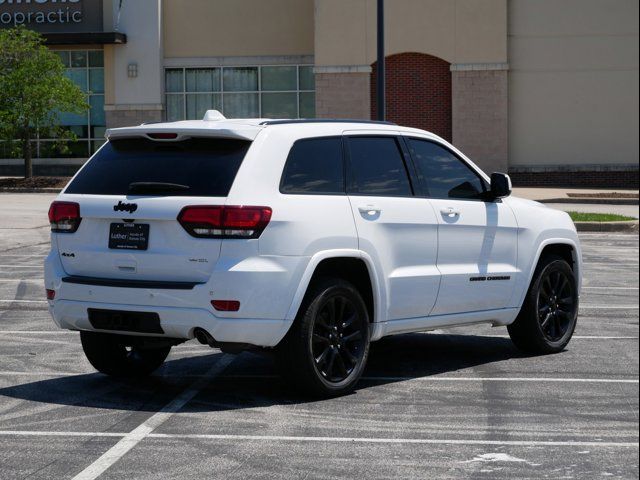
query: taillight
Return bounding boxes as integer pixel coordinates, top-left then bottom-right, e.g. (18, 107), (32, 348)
(46, 289), (55, 300)
(48, 201), (81, 233)
(177, 206), (272, 239)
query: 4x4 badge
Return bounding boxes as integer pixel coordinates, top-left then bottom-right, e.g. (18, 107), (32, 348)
(113, 201), (138, 213)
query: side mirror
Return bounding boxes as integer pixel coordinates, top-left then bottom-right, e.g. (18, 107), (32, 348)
(490, 172), (512, 199)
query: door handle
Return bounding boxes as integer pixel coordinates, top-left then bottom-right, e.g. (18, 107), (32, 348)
(440, 207), (460, 217)
(358, 205), (381, 216)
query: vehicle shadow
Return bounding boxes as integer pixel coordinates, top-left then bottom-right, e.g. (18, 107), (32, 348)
(0, 333), (534, 414)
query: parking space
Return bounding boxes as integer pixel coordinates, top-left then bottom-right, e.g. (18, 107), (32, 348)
(0, 195), (638, 479)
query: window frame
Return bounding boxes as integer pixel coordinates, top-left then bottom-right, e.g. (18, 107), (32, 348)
(344, 135), (417, 198)
(279, 136), (347, 196)
(34, 49), (105, 159)
(164, 65), (315, 121)
(403, 136), (491, 202)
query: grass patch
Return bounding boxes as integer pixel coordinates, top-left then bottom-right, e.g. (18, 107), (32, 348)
(568, 211), (636, 222)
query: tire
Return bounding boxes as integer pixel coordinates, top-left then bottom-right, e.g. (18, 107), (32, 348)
(508, 254), (579, 354)
(277, 277), (371, 397)
(80, 331), (171, 377)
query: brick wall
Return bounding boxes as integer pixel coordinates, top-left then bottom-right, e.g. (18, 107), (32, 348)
(371, 52), (452, 141)
(315, 72), (371, 120)
(509, 170), (639, 189)
(452, 68), (508, 173)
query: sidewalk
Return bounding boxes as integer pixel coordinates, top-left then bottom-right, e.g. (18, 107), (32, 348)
(513, 187), (640, 221)
(512, 187), (639, 202)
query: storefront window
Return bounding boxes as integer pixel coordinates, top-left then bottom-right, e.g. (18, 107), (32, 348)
(37, 49), (105, 158)
(165, 65), (315, 121)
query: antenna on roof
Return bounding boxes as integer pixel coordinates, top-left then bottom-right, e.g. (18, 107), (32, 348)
(203, 110), (226, 121)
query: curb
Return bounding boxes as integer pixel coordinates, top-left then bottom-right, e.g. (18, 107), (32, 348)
(540, 198), (639, 206)
(574, 221), (639, 233)
(0, 187), (61, 193)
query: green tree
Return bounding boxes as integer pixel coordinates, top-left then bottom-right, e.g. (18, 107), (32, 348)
(0, 26), (88, 178)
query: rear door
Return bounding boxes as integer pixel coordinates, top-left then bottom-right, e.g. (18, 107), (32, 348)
(405, 137), (518, 315)
(345, 134), (440, 321)
(56, 136), (250, 283)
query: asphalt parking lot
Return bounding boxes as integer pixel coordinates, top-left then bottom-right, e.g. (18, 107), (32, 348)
(0, 193), (638, 479)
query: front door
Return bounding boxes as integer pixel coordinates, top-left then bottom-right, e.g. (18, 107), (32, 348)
(345, 134), (440, 321)
(405, 137), (518, 315)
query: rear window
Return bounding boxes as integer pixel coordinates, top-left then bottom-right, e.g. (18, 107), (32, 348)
(65, 137), (250, 196)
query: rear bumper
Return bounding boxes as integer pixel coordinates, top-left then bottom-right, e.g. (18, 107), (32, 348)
(49, 299), (290, 346)
(44, 248), (305, 347)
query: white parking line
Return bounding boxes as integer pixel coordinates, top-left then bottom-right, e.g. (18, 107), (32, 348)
(584, 263), (639, 267)
(0, 265), (42, 269)
(0, 430), (636, 449)
(0, 299), (46, 304)
(360, 376), (639, 384)
(0, 431), (126, 438)
(472, 334), (639, 340)
(0, 330), (74, 334)
(0, 331), (636, 340)
(0, 370), (636, 384)
(71, 354), (235, 480)
(0, 371), (81, 376)
(583, 286), (639, 290)
(0, 279), (44, 282)
(580, 305), (639, 309)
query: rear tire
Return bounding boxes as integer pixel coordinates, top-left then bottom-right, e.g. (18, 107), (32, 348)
(277, 277), (370, 398)
(508, 254), (578, 354)
(80, 331), (171, 377)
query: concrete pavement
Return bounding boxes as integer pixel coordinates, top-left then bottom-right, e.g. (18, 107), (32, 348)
(0, 192), (637, 479)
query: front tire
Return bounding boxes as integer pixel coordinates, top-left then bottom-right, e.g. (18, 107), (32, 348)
(277, 278), (371, 397)
(81, 331), (171, 377)
(508, 254), (578, 354)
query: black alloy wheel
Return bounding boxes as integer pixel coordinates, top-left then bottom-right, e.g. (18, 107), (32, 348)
(311, 294), (367, 383)
(508, 254), (578, 354)
(537, 268), (576, 342)
(277, 277), (371, 397)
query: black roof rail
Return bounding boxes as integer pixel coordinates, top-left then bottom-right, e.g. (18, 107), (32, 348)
(259, 119), (397, 126)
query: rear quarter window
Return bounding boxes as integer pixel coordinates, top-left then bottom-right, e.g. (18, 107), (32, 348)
(280, 137), (344, 194)
(65, 137), (250, 196)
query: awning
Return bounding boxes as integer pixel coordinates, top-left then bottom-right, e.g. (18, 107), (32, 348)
(43, 32), (127, 45)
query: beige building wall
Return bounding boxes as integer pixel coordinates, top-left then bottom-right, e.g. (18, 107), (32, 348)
(163, 0), (314, 59)
(315, 0), (509, 171)
(315, 0), (507, 67)
(508, 0), (639, 168)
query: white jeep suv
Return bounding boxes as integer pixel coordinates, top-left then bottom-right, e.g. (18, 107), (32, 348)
(45, 112), (582, 396)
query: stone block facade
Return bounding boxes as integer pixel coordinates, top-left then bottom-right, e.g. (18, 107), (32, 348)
(452, 66), (508, 174)
(314, 70), (371, 120)
(104, 105), (164, 129)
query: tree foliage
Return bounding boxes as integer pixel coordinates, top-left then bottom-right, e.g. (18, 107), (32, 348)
(0, 26), (88, 177)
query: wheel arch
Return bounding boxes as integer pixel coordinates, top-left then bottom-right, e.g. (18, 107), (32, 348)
(285, 250), (384, 327)
(514, 238), (582, 311)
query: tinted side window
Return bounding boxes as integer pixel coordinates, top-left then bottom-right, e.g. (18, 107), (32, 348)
(65, 138), (249, 196)
(280, 137), (344, 194)
(408, 139), (487, 200)
(347, 136), (412, 196)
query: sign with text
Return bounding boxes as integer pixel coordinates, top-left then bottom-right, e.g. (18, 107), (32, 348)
(0, 0), (103, 33)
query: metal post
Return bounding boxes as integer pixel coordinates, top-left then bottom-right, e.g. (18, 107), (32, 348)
(376, 0), (385, 121)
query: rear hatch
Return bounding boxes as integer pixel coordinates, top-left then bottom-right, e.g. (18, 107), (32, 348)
(55, 136), (251, 283)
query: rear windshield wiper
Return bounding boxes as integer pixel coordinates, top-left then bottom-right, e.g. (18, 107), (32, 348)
(128, 182), (191, 194)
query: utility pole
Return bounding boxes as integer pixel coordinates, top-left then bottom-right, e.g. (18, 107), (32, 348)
(376, 0), (385, 121)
